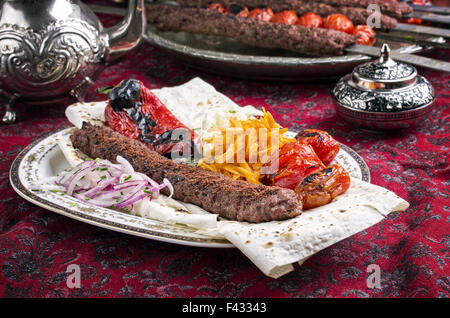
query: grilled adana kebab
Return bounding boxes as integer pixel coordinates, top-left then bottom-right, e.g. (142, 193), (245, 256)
(312, 0), (413, 18)
(174, 0), (401, 29)
(147, 3), (359, 56)
(71, 123), (303, 223)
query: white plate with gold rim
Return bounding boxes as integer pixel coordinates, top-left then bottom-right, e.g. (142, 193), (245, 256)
(10, 126), (370, 248)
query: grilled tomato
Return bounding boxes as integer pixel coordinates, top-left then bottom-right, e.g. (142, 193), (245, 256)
(208, 3), (227, 13)
(264, 140), (325, 190)
(353, 25), (376, 46)
(296, 129), (340, 165)
(295, 164), (351, 209)
(248, 7), (275, 22)
(323, 13), (354, 34)
(271, 10), (298, 24)
(297, 12), (323, 28)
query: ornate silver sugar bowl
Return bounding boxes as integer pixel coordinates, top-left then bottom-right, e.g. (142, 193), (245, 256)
(332, 44), (436, 130)
(0, 0), (146, 123)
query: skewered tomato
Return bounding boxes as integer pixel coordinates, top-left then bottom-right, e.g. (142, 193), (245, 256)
(248, 7), (274, 22)
(297, 12), (323, 28)
(401, 0), (431, 25)
(323, 13), (354, 34)
(208, 3), (227, 13)
(264, 140), (325, 190)
(295, 164), (351, 209)
(353, 25), (376, 46)
(271, 10), (298, 24)
(296, 129), (340, 165)
(227, 4), (249, 17)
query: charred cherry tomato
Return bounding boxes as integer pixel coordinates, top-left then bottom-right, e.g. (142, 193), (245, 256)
(323, 13), (354, 34)
(297, 12), (323, 28)
(353, 25), (376, 46)
(401, 0), (430, 25)
(248, 7), (274, 22)
(208, 3), (227, 13)
(227, 4), (249, 17)
(295, 164), (351, 210)
(264, 140), (325, 190)
(401, 17), (423, 25)
(271, 10), (298, 25)
(236, 7), (250, 17)
(296, 129), (340, 166)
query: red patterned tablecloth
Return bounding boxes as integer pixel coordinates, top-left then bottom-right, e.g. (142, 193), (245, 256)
(0, 4), (449, 298)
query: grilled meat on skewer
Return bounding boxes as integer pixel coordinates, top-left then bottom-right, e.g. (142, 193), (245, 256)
(174, 0), (399, 29)
(70, 123), (303, 223)
(312, 0), (413, 18)
(147, 4), (359, 56)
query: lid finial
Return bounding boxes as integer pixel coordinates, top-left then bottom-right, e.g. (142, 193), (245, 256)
(379, 43), (393, 65)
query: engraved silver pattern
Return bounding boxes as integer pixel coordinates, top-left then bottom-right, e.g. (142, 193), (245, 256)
(333, 76), (435, 112)
(0, 0), (145, 123)
(354, 62), (416, 81)
(0, 19), (108, 95)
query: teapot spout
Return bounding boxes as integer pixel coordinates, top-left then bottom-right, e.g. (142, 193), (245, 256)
(106, 0), (146, 62)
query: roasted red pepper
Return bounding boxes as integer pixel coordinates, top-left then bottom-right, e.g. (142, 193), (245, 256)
(295, 129), (340, 165)
(105, 79), (199, 157)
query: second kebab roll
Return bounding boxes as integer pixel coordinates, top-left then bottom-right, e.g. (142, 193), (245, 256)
(147, 3), (359, 56)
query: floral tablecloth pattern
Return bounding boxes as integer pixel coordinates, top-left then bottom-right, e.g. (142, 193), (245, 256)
(0, 3), (449, 297)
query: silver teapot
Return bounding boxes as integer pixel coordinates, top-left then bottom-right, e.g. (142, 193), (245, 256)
(0, 0), (146, 123)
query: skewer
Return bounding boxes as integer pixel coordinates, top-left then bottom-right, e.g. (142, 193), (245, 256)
(394, 22), (450, 40)
(375, 32), (449, 50)
(407, 11), (450, 25)
(345, 44), (450, 73)
(410, 4), (450, 15)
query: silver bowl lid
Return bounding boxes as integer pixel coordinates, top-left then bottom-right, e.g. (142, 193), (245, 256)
(352, 44), (417, 90)
(332, 43), (435, 113)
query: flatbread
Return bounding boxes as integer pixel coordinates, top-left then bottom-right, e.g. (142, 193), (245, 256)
(217, 179), (409, 278)
(61, 77), (410, 278)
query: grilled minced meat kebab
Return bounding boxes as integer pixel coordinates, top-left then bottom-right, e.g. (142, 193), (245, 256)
(310, 0), (412, 19)
(147, 3), (358, 56)
(174, 0), (399, 29)
(71, 123), (303, 223)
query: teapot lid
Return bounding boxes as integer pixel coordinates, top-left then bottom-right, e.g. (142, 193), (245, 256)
(351, 44), (417, 91)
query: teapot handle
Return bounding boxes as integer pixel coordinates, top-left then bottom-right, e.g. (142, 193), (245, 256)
(106, 0), (147, 63)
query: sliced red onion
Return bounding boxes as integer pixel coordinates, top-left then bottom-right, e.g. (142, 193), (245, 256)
(82, 176), (120, 198)
(41, 156), (173, 212)
(116, 156), (134, 174)
(163, 178), (174, 199)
